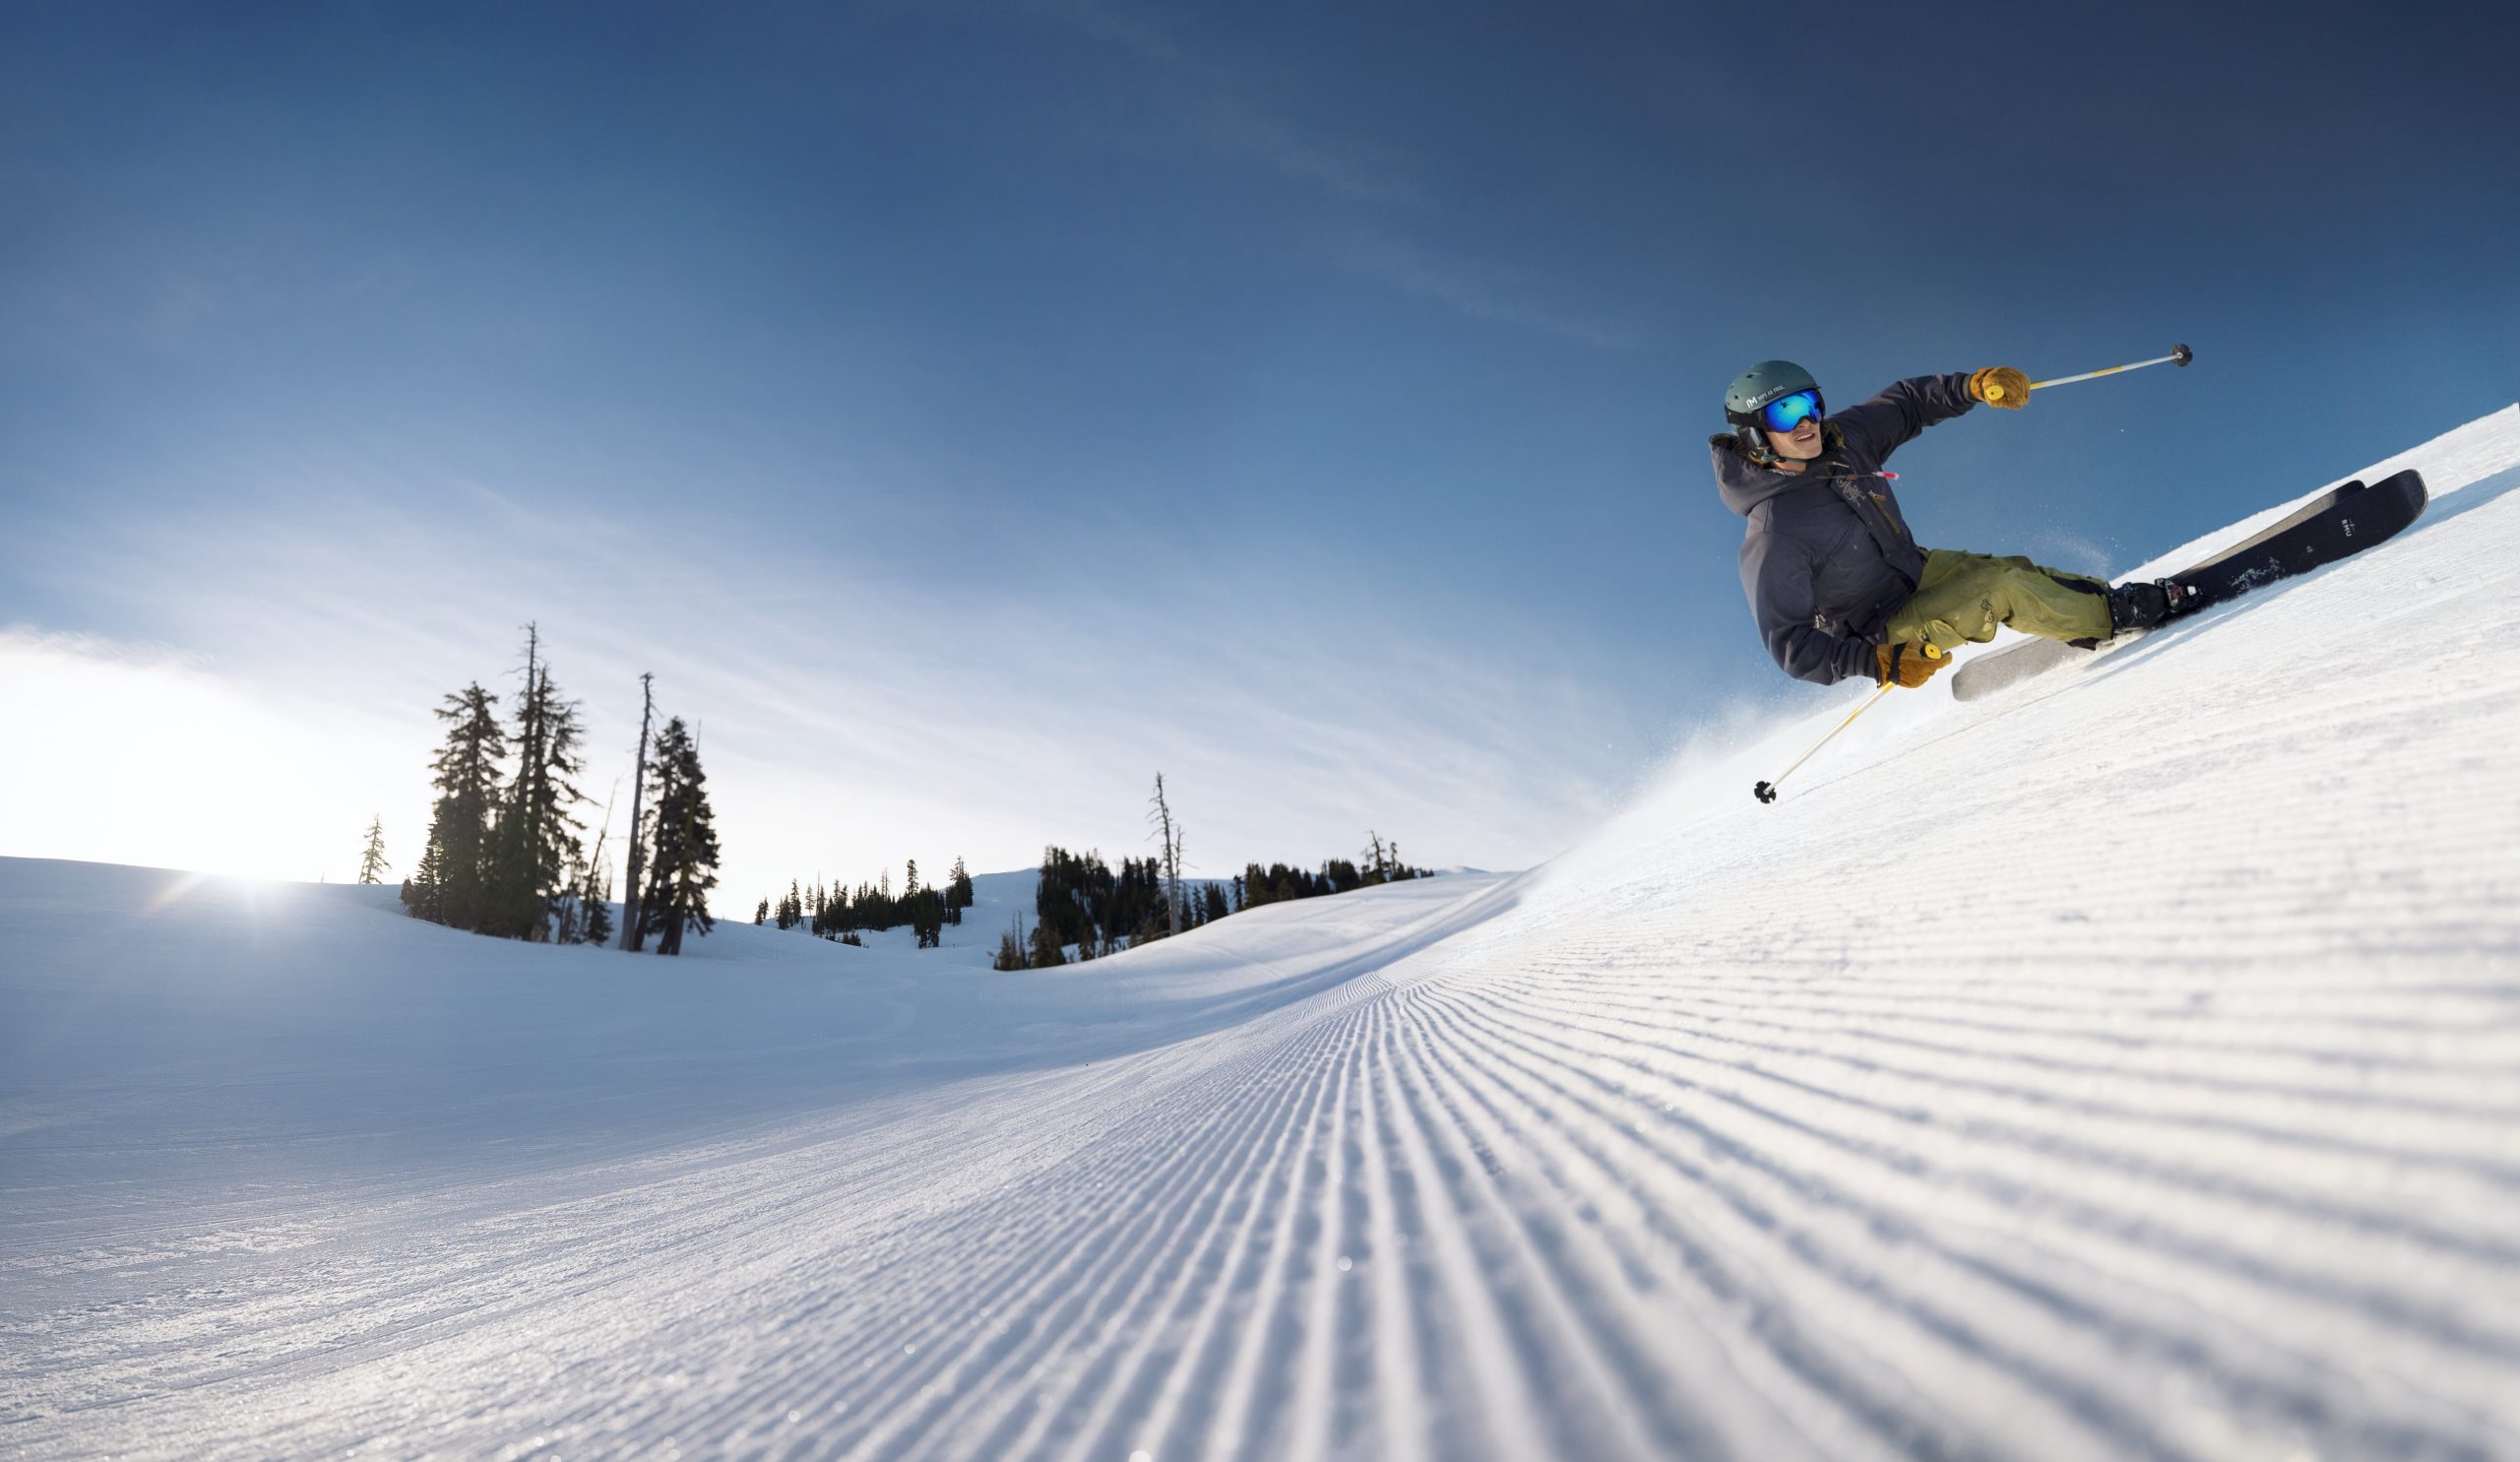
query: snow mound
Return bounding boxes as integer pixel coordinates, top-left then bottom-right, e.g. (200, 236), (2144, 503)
(5, 410), (2518, 1460)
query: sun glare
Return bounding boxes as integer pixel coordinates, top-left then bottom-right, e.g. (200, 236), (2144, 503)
(0, 632), (416, 883)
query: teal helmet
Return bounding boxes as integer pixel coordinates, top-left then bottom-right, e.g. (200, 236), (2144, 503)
(1724, 359), (1821, 425)
(1723, 359), (1824, 464)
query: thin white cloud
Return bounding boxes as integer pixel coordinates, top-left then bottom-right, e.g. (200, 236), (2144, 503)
(1017, 0), (1183, 66)
(989, 0), (1421, 204)
(929, 1), (1638, 344)
(1320, 228), (1650, 350)
(1194, 94), (1423, 206)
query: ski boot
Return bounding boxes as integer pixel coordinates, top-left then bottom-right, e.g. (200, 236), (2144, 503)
(2105, 578), (2201, 637)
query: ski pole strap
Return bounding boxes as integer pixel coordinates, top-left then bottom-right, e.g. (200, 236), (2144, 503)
(2030, 343), (2192, 391)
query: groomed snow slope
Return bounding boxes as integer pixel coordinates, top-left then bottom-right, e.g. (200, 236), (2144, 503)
(5, 410), (2519, 1461)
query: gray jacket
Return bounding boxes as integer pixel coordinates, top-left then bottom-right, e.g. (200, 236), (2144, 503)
(1710, 372), (1978, 685)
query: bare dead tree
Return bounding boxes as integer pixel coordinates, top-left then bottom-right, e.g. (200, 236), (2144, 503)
(618, 672), (655, 951)
(1148, 772), (1183, 937)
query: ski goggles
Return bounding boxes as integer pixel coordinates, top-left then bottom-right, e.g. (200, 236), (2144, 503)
(1758, 388), (1825, 432)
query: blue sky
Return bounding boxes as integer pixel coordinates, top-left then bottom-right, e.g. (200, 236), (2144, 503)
(4, 1), (2516, 898)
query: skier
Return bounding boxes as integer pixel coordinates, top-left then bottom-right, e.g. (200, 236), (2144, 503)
(1713, 360), (2196, 688)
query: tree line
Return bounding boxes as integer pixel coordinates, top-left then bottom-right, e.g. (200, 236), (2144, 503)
(396, 629), (722, 955)
(1242, 830), (1427, 909)
(756, 857), (976, 949)
(1008, 846), (1221, 967)
(383, 727), (1423, 969)
(993, 828), (1427, 971)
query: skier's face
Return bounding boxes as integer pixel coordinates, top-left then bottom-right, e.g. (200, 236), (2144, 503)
(1766, 415), (1825, 462)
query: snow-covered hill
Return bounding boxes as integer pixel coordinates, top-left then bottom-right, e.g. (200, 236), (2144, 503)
(5, 409), (2517, 1460)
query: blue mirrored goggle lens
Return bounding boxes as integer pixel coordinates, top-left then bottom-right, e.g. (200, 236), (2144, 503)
(1760, 389), (1824, 432)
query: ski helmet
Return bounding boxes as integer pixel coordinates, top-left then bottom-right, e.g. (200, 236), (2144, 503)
(1725, 359), (1821, 425)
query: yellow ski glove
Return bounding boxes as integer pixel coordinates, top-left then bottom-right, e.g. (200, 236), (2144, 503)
(1877, 641), (1949, 689)
(1969, 366), (2032, 409)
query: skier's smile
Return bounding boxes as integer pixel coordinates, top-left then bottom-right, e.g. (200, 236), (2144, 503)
(1767, 416), (1826, 465)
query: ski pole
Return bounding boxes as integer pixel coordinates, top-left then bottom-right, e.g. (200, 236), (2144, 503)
(1981, 343), (2192, 402)
(1754, 680), (1895, 804)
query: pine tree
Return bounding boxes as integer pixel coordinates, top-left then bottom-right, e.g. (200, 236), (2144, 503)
(401, 836), (445, 922)
(356, 816), (391, 885)
(412, 682), (505, 930)
(487, 628), (587, 941)
(913, 886), (944, 949)
(579, 859), (614, 945)
(946, 857), (973, 925)
(993, 914), (1028, 972)
(636, 717), (721, 956)
(755, 897), (770, 925)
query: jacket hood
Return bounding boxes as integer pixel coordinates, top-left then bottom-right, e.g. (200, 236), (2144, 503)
(1710, 425), (1842, 517)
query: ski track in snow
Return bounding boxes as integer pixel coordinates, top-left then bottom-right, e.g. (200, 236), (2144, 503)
(5, 411), (2520, 1460)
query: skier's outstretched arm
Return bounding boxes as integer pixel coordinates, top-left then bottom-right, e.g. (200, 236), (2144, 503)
(1827, 372), (1982, 463)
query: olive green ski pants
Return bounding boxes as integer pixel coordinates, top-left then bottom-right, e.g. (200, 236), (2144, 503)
(1882, 548), (2113, 654)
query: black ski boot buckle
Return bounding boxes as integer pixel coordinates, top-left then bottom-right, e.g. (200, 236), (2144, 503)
(2107, 579), (2196, 637)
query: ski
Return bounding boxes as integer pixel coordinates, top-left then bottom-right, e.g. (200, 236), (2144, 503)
(1951, 469), (2429, 702)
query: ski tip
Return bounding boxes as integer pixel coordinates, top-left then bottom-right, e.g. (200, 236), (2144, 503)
(2374, 466), (2429, 514)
